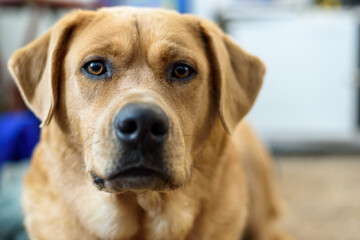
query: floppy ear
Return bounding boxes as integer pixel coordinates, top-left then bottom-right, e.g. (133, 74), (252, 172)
(199, 20), (265, 134)
(8, 11), (91, 127)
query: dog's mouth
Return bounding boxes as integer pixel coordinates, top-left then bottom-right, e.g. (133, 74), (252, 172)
(91, 166), (170, 192)
(108, 167), (162, 180)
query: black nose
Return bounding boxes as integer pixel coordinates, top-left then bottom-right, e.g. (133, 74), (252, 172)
(114, 103), (169, 147)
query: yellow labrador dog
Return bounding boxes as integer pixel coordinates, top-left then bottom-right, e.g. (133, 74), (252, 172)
(8, 7), (291, 240)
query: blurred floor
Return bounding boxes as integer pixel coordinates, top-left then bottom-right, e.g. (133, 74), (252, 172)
(1, 156), (359, 240)
(276, 155), (360, 240)
(0, 161), (29, 240)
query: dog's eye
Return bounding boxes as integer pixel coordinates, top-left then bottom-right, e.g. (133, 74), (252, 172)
(85, 61), (106, 76)
(169, 63), (195, 82)
(81, 59), (111, 80)
(174, 64), (190, 78)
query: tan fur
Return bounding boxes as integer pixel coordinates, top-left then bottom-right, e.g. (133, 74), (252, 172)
(8, 7), (292, 240)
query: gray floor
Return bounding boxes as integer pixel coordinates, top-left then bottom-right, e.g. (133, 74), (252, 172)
(0, 161), (29, 240)
(276, 155), (360, 240)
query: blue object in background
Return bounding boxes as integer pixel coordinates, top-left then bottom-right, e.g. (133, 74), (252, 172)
(177, 0), (188, 13)
(0, 111), (40, 169)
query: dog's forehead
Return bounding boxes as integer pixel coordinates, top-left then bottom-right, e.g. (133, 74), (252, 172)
(99, 7), (187, 27)
(69, 8), (204, 70)
(78, 8), (199, 48)
(99, 6), (178, 16)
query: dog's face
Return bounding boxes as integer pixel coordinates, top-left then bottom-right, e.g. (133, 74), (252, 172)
(8, 7), (265, 193)
(63, 9), (213, 192)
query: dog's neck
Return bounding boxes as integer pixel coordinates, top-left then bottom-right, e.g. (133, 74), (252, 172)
(39, 118), (233, 239)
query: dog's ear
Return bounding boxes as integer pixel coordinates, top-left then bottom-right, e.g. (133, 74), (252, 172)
(199, 20), (265, 134)
(8, 11), (92, 127)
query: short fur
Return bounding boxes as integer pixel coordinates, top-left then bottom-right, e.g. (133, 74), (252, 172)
(8, 7), (292, 240)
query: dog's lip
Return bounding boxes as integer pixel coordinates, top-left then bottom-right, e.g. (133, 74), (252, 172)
(92, 166), (171, 192)
(105, 166), (165, 181)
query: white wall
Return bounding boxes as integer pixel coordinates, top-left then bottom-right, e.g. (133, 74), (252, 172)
(0, 5), (69, 84)
(225, 9), (359, 143)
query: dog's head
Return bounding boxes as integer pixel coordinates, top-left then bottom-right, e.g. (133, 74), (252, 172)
(8, 7), (265, 193)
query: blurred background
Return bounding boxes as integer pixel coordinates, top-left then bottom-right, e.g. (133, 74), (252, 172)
(0, 0), (360, 239)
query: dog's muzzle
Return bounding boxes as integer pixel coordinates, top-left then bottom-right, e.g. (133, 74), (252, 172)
(92, 102), (172, 192)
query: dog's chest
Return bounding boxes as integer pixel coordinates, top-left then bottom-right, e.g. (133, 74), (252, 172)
(135, 192), (198, 240)
(83, 192), (198, 240)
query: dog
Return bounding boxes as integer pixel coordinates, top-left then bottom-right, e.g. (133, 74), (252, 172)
(8, 7), (292, 240)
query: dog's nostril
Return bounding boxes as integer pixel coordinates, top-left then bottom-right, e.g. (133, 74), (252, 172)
(119, 119), (137, 134)
(115, 103), (169, 145)
(151, 121), (168, 136)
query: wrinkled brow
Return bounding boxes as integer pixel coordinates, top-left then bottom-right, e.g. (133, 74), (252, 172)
(149, 41), (196, 61)
(77, 35), (137, 64)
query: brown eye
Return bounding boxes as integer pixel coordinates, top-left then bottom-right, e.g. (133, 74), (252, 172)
(167, 62), (196, 82)
(174, 64), (190, 78)
(82, 59), (111, 80)
(87, 61), (105, 75)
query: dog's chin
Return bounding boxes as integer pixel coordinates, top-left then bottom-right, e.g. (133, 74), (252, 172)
(90, 167), (181, 194)
(104, 176), (170, 193)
